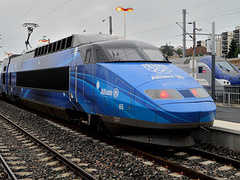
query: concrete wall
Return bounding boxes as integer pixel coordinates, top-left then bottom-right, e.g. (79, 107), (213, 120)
(192, 127), (240, 151)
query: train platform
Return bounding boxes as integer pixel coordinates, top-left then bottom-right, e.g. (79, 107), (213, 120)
(212, 119), (240, 135)
(192, 105), (240, 151)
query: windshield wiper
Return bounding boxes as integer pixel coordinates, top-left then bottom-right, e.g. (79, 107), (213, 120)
(218, 64), (230, 72)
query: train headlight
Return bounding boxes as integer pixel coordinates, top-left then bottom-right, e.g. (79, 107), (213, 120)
(144, 89), (183, 100)
(189, 87), (210, 98)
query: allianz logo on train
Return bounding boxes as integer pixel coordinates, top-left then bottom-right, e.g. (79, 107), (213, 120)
(100, 88), (119, 98)
(97, 81), (119, 98)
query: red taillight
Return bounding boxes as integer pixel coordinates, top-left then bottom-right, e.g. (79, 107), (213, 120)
(144, 89), (183, 100)
(191, 89), (198, 97)
(203, 70), (207, 73)
(189, 88), (210, 98)
(160, 91), (169, 99)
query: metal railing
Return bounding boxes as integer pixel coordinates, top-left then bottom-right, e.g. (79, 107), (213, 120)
(204, 86), (240, 106)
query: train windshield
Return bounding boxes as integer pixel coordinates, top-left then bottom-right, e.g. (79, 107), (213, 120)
(107, 48), (143, 61)
(106, 48), (166, 62)
(143, 49), (165, 61)
(216, 57), (239, 73)
(95, 40), (167, 62)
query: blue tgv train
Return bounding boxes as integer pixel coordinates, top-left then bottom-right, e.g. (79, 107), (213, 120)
(0, 34), (216, 147)
(199, 56), (240, 85)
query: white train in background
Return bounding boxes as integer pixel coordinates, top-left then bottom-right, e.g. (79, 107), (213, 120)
(171, 56), (240, 86)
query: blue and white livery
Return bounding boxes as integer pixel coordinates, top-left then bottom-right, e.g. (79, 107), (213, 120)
(0, 34), (216, 146)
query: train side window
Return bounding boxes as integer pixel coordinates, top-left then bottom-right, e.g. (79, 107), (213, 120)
(2, 73), (5, 85)
(40, 47), (44, 56)
(85, 50), (91, 64)
(56, 41), (61, 51)
(198, 67), (203, 73)
(3, 66), (7, 71)
(52, 42), (57, 53)
(37, 48), (41, 56)
(44, 45), (48, 54)
(66, 36), (72, 48)
(61, 39), (66, 50)
(34, 48), (38, 57)
(48, 43), (53, 54)
(41, 46), (45, 55)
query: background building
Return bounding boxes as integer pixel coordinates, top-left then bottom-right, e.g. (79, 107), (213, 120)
(233, 26), (240, 46)
(221, 31), (233, 57)
(196, 26), (240, 58)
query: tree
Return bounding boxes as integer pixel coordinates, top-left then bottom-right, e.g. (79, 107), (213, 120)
(176, 48), (183, 56)
(234, 46), (240, 58)
(162, 44), (173, 56)
(227, 39), (237, 58)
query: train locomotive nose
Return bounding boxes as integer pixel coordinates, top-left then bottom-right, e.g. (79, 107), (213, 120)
(156, 102), (215, 128)
(151, 102), (215, 147)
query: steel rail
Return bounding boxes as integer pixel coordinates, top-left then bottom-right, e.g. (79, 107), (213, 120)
(122, 145), (216, 180)
(0, 113), (96, 180)
(0, 154), (17, 180)
(53, 118), (217, 180)
(189, 147), (240, 169)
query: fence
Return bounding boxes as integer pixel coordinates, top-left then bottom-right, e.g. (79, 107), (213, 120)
(204, 86), (240, 106)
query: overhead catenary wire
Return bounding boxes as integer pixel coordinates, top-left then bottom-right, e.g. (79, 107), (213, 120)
(34, 0), (72, 23)
(1, 0), (73, 52)
(0, 0), (43, 35)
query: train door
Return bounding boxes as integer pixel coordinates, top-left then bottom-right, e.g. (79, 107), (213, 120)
(82, 49), (95, 114)
(1, 58), (10, 95)
(69, 48), (76, 102)
(69, 47), (85, 112)
(69, 65), (77, 102)
(70, 47), (95, 114)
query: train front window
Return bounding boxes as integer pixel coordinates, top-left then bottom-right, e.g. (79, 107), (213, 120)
(107, 48), (144, 61)
(216, 57), (239, 73)
(143, 49), (165, 61)
(216, 61), (238, 73)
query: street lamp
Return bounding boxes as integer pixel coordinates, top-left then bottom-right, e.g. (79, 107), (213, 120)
(102, 16), (113, 35)
(188, 21), (202, 79)
(115, 7), (133, 38)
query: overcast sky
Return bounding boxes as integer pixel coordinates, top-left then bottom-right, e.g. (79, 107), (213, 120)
(0, 0), (240, 60)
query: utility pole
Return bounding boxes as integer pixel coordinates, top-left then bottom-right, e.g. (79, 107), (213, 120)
(211, 22), (216, 101)
(0, 34), (2, 48)
(182, 9), (186, 57)
(109, 16), (112, 35)
(192, 21), (196, 79)
(102, 16), (113, 35)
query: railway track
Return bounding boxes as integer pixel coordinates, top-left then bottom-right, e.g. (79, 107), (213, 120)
(113, 143), (216, 180)
(1, 100), (240, 179)
(0, 153), (17, 180)
(118, 143), (240, 179)
(50, 117), (240, 179)
(188, 147), (240, 169)
(0, 113), (96, 180)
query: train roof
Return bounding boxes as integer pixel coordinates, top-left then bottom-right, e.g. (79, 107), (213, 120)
(34, 34), (122, 58)
(72, 34), (122, 46)
(170, 56), (233, 66)
(170, 56), (202, 65)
